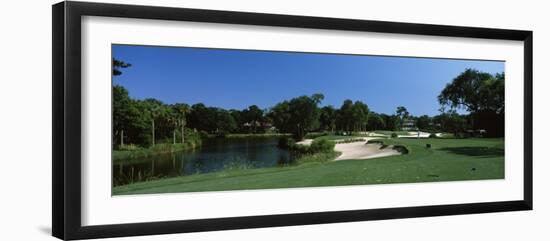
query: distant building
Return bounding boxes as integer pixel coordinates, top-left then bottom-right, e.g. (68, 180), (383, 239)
(401, 118), (416, 131)
(466, 129), (487, 137)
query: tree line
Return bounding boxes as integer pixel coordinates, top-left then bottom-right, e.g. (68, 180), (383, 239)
(113, 57), (505, 147)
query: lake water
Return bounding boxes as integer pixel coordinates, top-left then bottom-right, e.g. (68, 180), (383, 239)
(113, 137), (294, 186)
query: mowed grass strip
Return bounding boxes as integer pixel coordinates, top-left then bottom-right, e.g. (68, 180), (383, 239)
(112, 138), (504, 195)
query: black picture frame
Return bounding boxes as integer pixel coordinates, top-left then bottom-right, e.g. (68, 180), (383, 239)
(52, 1), (533, 240)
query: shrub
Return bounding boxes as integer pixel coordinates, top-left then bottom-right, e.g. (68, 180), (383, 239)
(199, 130), (210, 138)
(150, 143), (174, 152)
(392, 145), (409, 154)
(278, 137), (296, 148)
(309, 139), (335, 153)
(429, 133), (437, 138)
(116, 144), (141, 151)
(295, 151), (340, 164)
(391, 132), (398, 138)
(335, 138), (366, 144)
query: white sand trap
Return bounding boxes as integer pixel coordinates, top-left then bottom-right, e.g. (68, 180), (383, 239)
(296, 137), (402, 161)
(296, 139), (313, 145)
(398, 131), (431, 138)
(334, 138), (401, 161)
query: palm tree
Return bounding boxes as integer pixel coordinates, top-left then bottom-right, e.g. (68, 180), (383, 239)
(396, 106), (409, 130)
(172, 104), (189, 144)
(150, 105), (160, 146)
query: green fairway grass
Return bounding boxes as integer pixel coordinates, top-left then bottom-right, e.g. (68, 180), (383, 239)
(112, 138), (504, 195)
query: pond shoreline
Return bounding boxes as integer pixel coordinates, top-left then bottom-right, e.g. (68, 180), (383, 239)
(113, 133), (293, 163)
(113, 142), (200, 163)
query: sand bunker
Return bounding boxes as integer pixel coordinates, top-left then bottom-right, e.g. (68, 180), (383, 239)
(334, 138), (401, 161)
(398, 131), (432, 138)
(296, 139), (313, 145)
(297, 137), (401, 161)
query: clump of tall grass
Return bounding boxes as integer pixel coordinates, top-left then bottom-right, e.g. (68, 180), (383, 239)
(223, 161), (255, 170)
(295, 151), (341, 164)
(278, 137), (339, 164)
(113, 133), (202, 162)
(335, 138), (366, 144)
(116, 144), (142, 151)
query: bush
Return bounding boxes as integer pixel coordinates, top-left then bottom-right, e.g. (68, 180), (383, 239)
(309, 139), (335, 153)
(150, 143), (175, 152)
(278, 137), (296, 148)
(391, 133), (398, 138)
(335, 138), (366, 144)
(116, 144), (141, 151)
(199, 130), (210, 138)
(429, 133), (437, 138)
(295, 151), (340, 164)
(392, 145), (409, 154)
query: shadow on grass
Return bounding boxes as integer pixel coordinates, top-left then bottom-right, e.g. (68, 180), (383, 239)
(439, 146), (504, 157)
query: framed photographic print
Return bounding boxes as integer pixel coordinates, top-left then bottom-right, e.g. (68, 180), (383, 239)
(52, 1), (533, 240)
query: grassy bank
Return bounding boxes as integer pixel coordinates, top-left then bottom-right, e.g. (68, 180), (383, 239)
(113, 133), (202, 163)
(113, 137), (503, 195)
(113, 142), (199, 163)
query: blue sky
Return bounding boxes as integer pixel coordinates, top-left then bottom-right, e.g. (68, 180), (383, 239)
(112, 45), (504, 116)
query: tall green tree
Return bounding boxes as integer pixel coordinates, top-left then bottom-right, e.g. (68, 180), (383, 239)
(415, 115), (432, 130)
(351, 101), (369, 132)
(112, 85), (136, 146)
(380, 114), (399, 131)
(141, 98), (167, 146)
(215, 109), (237, 134)
(112, 58), (133, 146)
(336, 99), (354, 131)
(112, 58), (131, 76)
(242, 105), (264, 133)
(188, 103), (209, 131)
(395, 106), (409, 129)
(270, 94), (324, 140)
(367, 112), (385, 131)
(433, 112), (467, 136)
(171, 103), (189, 144)
(319, 105), (337, 132)
(438, 69), (505, 137)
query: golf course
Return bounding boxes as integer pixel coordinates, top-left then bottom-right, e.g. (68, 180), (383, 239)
(113, 135), (503, 195)
(111, 45), (505, 195)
